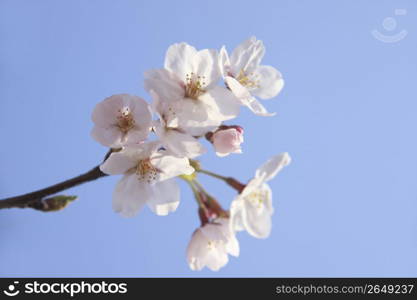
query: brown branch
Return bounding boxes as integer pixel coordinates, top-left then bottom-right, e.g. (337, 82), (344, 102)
(0, 166), (108, 210)
(0, 150), (113, 210)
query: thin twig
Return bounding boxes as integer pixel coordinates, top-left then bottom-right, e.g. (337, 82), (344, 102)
(0, 150), (113, 210)
(198, 169), (246, 193)
(0, 166), (108, 210)
(198, 169), (229, 181)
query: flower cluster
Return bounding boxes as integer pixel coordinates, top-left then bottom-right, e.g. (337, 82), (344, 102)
(90, 37), (290, 271)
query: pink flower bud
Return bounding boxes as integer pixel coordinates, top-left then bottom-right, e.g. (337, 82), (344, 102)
(211, 126), (244, 157)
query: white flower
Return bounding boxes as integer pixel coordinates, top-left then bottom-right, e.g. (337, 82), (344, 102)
(100, 141), (194, 217)
(210, 126), (244, 157)
(150, 90), (206, 159)
(230, 153), (291, 238)
(219, 37), (284, 116)
(187, 218), (239, 271)
(91, 94), (152, 148)
(144, 42), (240, 137)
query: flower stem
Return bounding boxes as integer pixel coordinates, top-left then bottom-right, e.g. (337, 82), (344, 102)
(198, 169), (229, 181)
(198, 169), (246, 193)
(181, 177), (205, 209)
(192, 180), (209, 196)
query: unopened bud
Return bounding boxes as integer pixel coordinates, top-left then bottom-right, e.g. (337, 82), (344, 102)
(207, 125), (244, 157)
(198, 207), (210, 226)
(205, 194), (227, 217)
(30, 195), (77, 212)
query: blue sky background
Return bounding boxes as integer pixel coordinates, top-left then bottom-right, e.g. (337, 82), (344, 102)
(1, 0), (417, 277)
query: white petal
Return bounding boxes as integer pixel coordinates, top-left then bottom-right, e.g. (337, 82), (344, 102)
(245, 97), (276, 117)
(91, 94), (124, 127)
(157, 127), (206, 158)
(252, 65), (284, 99)
(219, 45), (231, 77)
(187, 229), (216, 271)
(201, 223), (228, 242)
(174, 98), (220, 136)
(133, 141), (162, 156)
(225, 76), (275, 117)
(125, 95), (153, 129)
(112, 174), (148, 217)
(164, 43), (197, 79)
(216, 152), (230, 157)
(149, 90), (180, 129)
(262, 183), (274, 215)
(146, 179), (180, 216)
(240, 183), (274, 239)
(205, 246), (229, 271)
(239, 177), (261, 198)
(242, 202), (272, 239)
(199, 224), (230, 271)
(193, 48), (221, 88)
(176, 98), (209, 123)
(124, 129), (149, 146)
(224, 76), (251, 101)
(149, 90), (163, 118)
(90, 125), (123, 148)
(226, 234), (240, 257)
(151, 152), (194, 181)
(200, 85), (240, 122)
(100, 151), (137, 175)
(144, 69), (185, 103)
(217, 218), (240, 257)
(229, 36), (265, 75)
(255, 152), (291, 182)
(229, 199), (246, 232)
(114, 141), (162, 163)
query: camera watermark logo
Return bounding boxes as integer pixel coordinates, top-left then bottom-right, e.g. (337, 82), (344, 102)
(3, 281), (20, 297)
(2, 280), (127, 297)
(372, 9), (408, 43)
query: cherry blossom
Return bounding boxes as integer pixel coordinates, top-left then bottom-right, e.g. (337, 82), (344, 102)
(100, 141), (194, 217)
(85, 38), (291, 272)
(219, 37), (284, 116)
(207, 125), (244, 157)
(150, 90), (206, 159)
(91, 94), (152, 148)
(187, 218), (239, 271)
(144, 43), (240, 137)
(230, 153), (291, 238)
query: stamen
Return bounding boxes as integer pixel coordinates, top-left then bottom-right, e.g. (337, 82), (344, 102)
(136, 158), (158, 183)
(116, 107), (135, 133)
(247, 189), (269, 209)
(207, 240), (216, 250)
(185, 72), (206, 100)
(236, 69), (260, 89)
